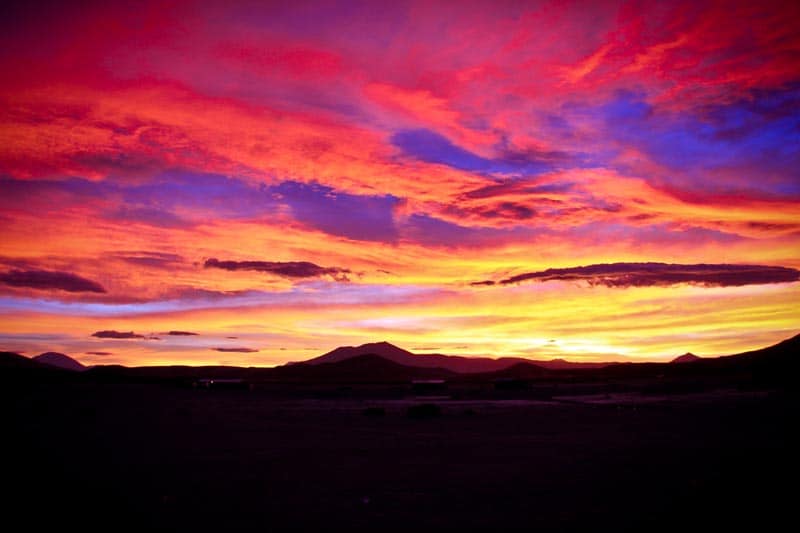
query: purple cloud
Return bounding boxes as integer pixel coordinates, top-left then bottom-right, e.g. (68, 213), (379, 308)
(485, 262), (800, 288)
(165, 330), (199, 336)
(91, 330), (145, 339)
(269, 181), (399, 242)
(104, 206), (189, 228)
(205, 258), (351, 281)
(0, 269), (106, 293)
(212, 347), (259, 353)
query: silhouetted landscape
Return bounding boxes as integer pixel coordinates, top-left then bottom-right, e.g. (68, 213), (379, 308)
(4, 334), (797, 531)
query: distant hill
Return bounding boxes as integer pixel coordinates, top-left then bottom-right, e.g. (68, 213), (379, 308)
(713, 333), (799, 372)
(0, 351), (43, 369)
(78, 354), (454, 384)
(533, 358), (607, 370)
(304, 341), (607, 373)
(671, 352), (701, 363)
(476, 361), (550, 380)
(6, 333), (797, 386)
(33, 352), (86, 371)
(306, 341), (412, 365)
(273, 354), (453, 383)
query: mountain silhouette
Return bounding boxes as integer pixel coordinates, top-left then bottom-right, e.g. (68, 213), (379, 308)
(534, 358), (607, 370)
(0, 351), (43, 369)
(712, 333), (800, 373)
(33, 352), (86, 371)
(306, 341), (414, 364)
(7, 333), (797, 386)
(477, 361), (550, 380)
(304, 341), (606, 373)
(273, 353), (453, 382)
(671, 352), (701, 363)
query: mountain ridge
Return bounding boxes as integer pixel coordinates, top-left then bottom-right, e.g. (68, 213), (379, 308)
(304, 341), (607, 373)
(3, 332), (797, 383)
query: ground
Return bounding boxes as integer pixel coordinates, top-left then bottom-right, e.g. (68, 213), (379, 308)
(5, 383), (796, 532)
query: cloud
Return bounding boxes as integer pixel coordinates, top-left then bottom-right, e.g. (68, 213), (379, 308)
(269, 181), (399, 242)
(205, 258), (351, 281)
(391, 129), (555, 176)
(164, 330), (199, 336)
(111, 251), (184, 269)
(486, 262), (800, 288)
(0, 269), (106, 293)
(91, 330), (145, 339)
(86, 351), (112, 356)
(467, 201), (537, 220)
(212, 347), (259, 353)
(400, 213), (539, 248)
(104, 206), (189, 228)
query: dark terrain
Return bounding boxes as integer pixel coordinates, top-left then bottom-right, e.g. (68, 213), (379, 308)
(3, 335), (798, 531)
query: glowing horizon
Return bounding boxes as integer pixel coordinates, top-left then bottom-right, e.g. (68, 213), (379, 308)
(1, 0), (799, 366)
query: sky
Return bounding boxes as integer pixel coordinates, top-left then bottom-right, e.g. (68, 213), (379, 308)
(1, 0), (799, 366)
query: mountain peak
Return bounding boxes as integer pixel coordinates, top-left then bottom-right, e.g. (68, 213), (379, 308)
(33, 352), (86, 371)
(363, 340), (400, 349)
(305, 341), (412, 365)
(671, 352), (701, 364)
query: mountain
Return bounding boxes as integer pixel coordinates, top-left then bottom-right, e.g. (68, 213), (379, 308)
(272, 354), (454, 382)
(477, 361), (550, 380)
(0, 351), (43, 369)
(671, 352), (701, 363)
(304, 341), (607, 373)
(532, 358), (608, 370)
(714, 333), (799, 371)
(307, 341), (414, 365)
(33, 352), (86, 371)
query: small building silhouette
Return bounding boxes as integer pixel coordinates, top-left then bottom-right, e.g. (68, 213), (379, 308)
(193, 378), (251, 390)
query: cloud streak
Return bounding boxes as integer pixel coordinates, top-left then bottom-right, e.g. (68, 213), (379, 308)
(204, 258), (351, 281)
(0, 269), (106, 293)
(91, 330), (145, 339)
(489, 263), (800, 288)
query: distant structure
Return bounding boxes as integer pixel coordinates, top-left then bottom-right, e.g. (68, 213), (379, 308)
(193, 378), (251, 390)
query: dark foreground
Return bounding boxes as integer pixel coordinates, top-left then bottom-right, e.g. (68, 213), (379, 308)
(5, 384), (796, 532)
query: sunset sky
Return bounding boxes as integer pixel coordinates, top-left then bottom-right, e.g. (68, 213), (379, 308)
(1, 0), (799, 366)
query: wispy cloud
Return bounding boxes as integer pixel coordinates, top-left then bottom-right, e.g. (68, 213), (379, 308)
(485, 263), (800, 288)
(91, 330), (145, 339)
(205, 258), (351, 281)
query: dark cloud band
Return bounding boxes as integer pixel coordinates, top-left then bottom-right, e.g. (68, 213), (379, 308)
(478, 262), (800, 288)
(204, 258), (351, 281)
(0, 269), (106, 293)
(91, 330), (145, 339)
